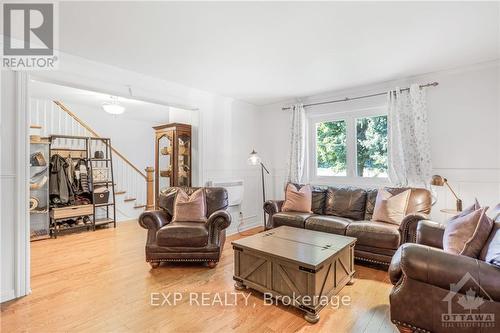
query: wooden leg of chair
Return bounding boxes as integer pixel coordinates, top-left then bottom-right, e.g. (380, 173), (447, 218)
(150, 262), (160, 269)
(396, 325), (413, 333)
(207, 261), (217, 268)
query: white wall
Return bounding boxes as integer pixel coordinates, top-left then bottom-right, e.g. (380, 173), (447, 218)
(259, 61), (500, 222)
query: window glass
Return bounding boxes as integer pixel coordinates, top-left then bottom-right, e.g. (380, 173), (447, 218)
(356, 115), (388, 178)
(316, 120), (347, 176)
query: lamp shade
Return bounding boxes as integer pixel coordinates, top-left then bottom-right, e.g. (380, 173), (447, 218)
(248, 149), (261, 166)
(430, 175), (446, 186)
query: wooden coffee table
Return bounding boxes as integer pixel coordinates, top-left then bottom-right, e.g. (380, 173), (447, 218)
(232, 226), (356, 323)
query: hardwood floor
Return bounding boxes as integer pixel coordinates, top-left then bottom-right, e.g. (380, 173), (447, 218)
(1, 221), (398, 333)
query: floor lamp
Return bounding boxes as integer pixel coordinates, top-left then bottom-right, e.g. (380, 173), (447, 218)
(248, 150), (270, 229)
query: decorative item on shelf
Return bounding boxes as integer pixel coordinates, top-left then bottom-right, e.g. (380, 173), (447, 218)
(30, 175), (48, 190)
(160, 168), (172, 178)
(93, 186), (110, 204)
(92, 167), (109, 182)
(430, 174), (463, 212)
(160, 146), (172, 155)
(178, 167), (189, 178)
(30, 152), (46, 166)
(94, 150), (104, 159)
(29, 197), (39, 211)
(247, 149), (271, 229)
(179, 144), (188, 155)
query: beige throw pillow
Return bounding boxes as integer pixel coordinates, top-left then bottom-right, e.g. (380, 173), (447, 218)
(172, 188), (207, 222)
(282, 183), (313, 213)
(443, 207), (493, 258)
(372, 189), (411, 225)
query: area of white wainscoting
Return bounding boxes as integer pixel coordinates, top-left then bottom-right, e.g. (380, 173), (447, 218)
(259, 60), (500, 224)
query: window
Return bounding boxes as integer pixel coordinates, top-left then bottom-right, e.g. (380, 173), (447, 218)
(356, 115), (388, 178)
(311, 109), (388, 181)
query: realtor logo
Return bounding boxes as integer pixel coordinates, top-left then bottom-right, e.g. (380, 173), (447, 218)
(442, 272), (495, 329)
(2, 2), (58, 69)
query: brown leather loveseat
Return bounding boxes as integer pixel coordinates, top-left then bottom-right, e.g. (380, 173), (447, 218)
(138, 187), (231, 268)
(264, 185), (432, 265)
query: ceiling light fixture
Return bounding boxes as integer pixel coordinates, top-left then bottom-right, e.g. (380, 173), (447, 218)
(102, 96), (125, 115)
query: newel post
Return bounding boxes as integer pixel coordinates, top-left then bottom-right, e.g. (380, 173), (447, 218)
(145, 167), (154, 211)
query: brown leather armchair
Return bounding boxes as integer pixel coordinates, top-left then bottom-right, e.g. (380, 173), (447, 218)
(389, 220), (500, 333)
(138, 187), (231, 268)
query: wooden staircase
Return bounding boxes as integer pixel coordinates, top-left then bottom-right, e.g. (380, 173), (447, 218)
(30, 99), (155, 220)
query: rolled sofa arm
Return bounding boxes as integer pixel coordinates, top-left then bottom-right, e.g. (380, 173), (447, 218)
(416, 220), (445, 248)
(206, 210), (232, 231)
(138, 210), (170, 231)
(206, 210), (231, 246)
(399, 213), (429, 243)
(263, 200), (284, 229)
(389, 243), (500, 302)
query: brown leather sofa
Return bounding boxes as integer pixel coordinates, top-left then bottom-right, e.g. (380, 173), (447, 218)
(389, 220), (500, 333)
(138, 187), (231, 268)
(264, 185), (432, 265)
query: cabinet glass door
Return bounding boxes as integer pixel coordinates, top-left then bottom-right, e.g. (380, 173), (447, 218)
(177, 134), (191, 187)
(158, 133), (172, 190)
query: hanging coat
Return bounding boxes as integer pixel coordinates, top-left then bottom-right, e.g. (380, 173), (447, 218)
(49, 154), (74, 204)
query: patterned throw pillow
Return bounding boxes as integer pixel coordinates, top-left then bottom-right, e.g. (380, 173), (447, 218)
(443, 207), (493, 258)
(372, 189), (411, 225)
(172, 188), (207, 222)
(282, 183), (313, 213)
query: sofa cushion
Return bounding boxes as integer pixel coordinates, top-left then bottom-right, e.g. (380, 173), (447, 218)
(305, 215), (352, 235)
(172, 188), (207, 222)
(480, 222), (500, 267)
(372, 189), (411, 225)
(311, 186), (327, 214)
(443, 207), (493, 258)
(282, 183), (312, 213)
(157, 222), (209, 247)
(364, 188), (378, 220)
(273, 212), (314, 229)
(325, 186), (367, 220)
(346, 221), (401, 250)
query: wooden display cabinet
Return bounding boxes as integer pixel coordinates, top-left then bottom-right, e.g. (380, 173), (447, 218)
(153, 123), (192, 207)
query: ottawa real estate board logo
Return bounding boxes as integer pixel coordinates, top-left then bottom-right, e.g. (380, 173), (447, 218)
(442, 272), (495, 329)
(2, 2), (59, 70)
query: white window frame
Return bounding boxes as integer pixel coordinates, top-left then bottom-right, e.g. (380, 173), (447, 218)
(308, 105), (390, 186)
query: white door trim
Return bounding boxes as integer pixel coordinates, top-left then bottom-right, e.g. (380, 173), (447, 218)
(15, 71), (30, 298)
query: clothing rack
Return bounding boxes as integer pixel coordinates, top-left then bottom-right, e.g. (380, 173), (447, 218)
(48, 135), (116, 237)
(281, 81), (439, 111)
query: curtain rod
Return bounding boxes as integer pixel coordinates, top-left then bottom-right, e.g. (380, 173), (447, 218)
(281, 81), (439, 111)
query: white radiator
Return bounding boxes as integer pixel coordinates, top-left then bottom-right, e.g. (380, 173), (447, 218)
(206, 180), (244, 207)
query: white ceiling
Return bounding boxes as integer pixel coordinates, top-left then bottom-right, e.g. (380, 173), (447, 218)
(59, 2), (500, 105)
(30, 80), (170, 123)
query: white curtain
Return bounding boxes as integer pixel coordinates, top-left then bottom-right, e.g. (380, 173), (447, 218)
(387, 84), (432, 187)
(287, 103), (306, 184)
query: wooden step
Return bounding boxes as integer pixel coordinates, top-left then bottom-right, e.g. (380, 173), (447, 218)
(30, 124), (42, 129)
(115, 191), (126, 195)
(133, 204), (146, 209)
(124, 198), (136, 202)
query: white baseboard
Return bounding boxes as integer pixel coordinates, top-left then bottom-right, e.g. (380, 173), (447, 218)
(226, 219), (262, 236)
(1, 289), (16, 303)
